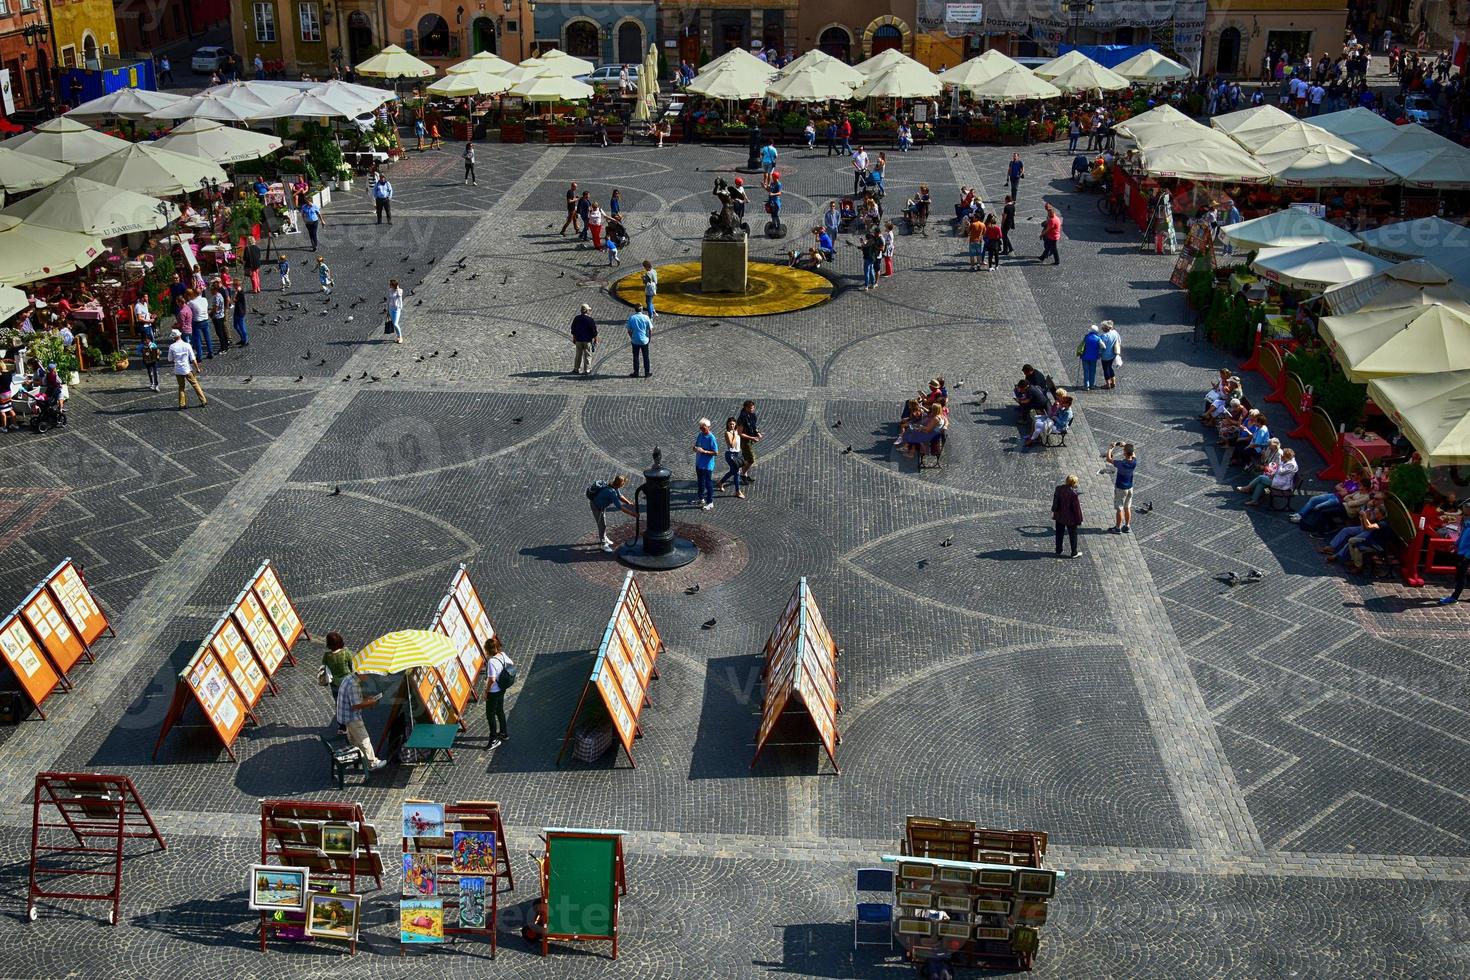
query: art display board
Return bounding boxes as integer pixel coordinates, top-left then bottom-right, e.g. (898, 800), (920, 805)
(152, 562), (308, 762)
(410, 666), (458, 727)
(557, 573), (663, 768)
(44, 559), (111, 649)
(429, 564), (497, 701)
(1170, 221), (1213, 288)
(28, 771), (166, 926)
(881, 835), (1062, 971)
(20, 586), (89, 678)
(0, 613), (62, 717)
(751, 578), (841, 773)
(258, 799), (384, 954)
(902, 818), (1049, 868)
(398, 798), (512, 955)
(536, 828), (628, 959)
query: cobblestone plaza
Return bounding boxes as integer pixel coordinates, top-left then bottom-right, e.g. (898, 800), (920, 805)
(1, 139), (1468, 977)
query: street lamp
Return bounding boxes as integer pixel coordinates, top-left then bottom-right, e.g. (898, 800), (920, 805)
(1063, 0), (1095, 51)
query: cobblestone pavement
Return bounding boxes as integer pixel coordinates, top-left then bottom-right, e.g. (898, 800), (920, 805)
(0, 139), (1468, 978)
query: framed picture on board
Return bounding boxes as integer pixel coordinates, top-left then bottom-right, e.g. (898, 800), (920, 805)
(1016, 869), (1057, 898)
(937, 920), (970, 940)
(402, 802), (445, 839)
(898, 862), (934, 881)
(248, 865), (309, 911)
(974, 898), (1013, 915)
(898, 890), (934, 909)
(321, 822), (356, 856)
(305, 891), (361, 940)
(977, 869), (1015, 889)
(975, 926), (1011, 941)
(938, 867), (973, 884)
(1015, 898), (1049, 925)
(937, 894), (971, 913)
(897, 918), (934, 937)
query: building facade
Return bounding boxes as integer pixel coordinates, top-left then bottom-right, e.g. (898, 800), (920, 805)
(659, 1), (799, 66)
(794, 1), (916, 63)
(1203, 0), (1349, 76)
(114, 0), (229, 57)
(52, 0), (119, 70)
(1, 0), (54, 111)
(533, 1), (656, 66)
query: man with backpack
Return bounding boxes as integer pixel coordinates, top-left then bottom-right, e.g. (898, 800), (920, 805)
(588, 475), (638, 552)
(483, 635), (515, 749)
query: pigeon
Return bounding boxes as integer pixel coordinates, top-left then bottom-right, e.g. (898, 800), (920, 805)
(415, 355), (426, 362)
(1245, 569), (1264, 583)
(841, 446), (853, 454)
(415, 299), (423, 306)
(369, 376), (380, 382)
(242, 376), (252, 384)
(511, 417), (523, 424)
(428, 258), (435, 265)
(329, 486), (341, 496)
(916, 559), (928, 569)
(1150, 313), (1157, 321)
(357, 245), (365, 251)
(430, 350), (440, 357)
(316, 359), (326, 366)
(392, 370), (400, 378)
(832, 418), (841, 428)
(1220, 571), (1240, 587)
(294, 375), (304, 382)
(468, 273), (478, 281)
(1138, 501), (1154, 514)
(509, 331), (517, 337)
(302, 350), (311, 359)
(975, 391), (988, 403)
(359, 371), (368, 379)
(684, 584), (700, 595)
(450, 350), (459, 358)
(701, 618), (717, 630)
(940, 537), (953, 548)
(341, 376), (350, 382)
(558, 271), (565, 278)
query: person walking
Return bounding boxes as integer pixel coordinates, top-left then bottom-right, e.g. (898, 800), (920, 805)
(626, 304), (652, 377)
(1078, 323), (1103, 389)
(371, 173), (393, 225)
(317, 255), (334, 294)
(1436, 503), (1470, 604)
(300, 199), (322, 251)
(576, 192), (592, 242)
(277, 253), (291, 291)
(187, 287), (214, 359)
(825, 118), (838, 156)
(1001, 195), (1017, 255)
(984, 213), (1003, 270)
(1067, 115), (1082, 152)
(158, 55), (173, 86)
(168, 328), (207, 409)
(321, 631), (353, 700)
(851, 145), (870, 195)
(693, 418), (719, 510)
(588, 201), (605, 250)
(1099, 319), (1122, 389)
(209, 281), (231, 351)
(463, 141), (477, 185)
(736, 400), (762, 482)
(243, 235), (262, 292)
(839, 116), (853, 155)
(860, 231), (882, 291)
(1039, 202), (1062, 265)
(718, 417), (746, 498)
(231, 283), (251, 347)
(415, 117), (427, 150)
(140, 338), (160, 392)
(561, 181), (580, 235)
(882, 221), (896, 278)
(335, 670), (388, 770)
(386, 278), (404, 344)
(1007, 153), (1025, 199)
(641, 260), (658, 317)
(967, 211), (986, 271)
(571, 303), (598, 375)
(589, 475), (637, 552)
(1106, 442), (1138, 533)
(760, 138), (778, 188)
(1052, 474), (1083, 558)
(483, 636), (513, 748)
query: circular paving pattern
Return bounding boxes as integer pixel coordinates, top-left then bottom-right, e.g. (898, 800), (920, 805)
(611, 261), (833, 318)
(573, 520), (750, 593)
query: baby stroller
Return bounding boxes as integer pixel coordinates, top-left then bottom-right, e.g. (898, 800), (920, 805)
(606, 215), (630, 250)
(23, 375), (68, 434)
(857, 168), (885, 200)
(903, 195), (930, 236)
(837, 198), (861, 232)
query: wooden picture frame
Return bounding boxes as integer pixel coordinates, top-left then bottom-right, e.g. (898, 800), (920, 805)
(320, 822), (355, 856)
(977, 869), (1015, 889)
(938, 866), (973, 884)
(936, 894), (971, 913)
(897, 917), (935, 937)
(305, 891), (361, 940)
(898, 861), (935, 881)
(248, 865), (309, 912)
(898, 890), (934, 909)
(975, 926), (1010, 941)
(974, 897), (1013, 915)
(937, 920), (971, 940)
(1016, 869), (1057, 898)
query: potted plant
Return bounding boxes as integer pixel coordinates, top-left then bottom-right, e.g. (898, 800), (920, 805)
(84, 345), (104, 372)
(334, 163), (354, 191)
(109, 350), (131, 372)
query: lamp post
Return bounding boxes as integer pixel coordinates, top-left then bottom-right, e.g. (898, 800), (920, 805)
(1063, 0), (1095, 52)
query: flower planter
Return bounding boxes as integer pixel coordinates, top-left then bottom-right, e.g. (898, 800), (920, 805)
(499, 123), (526, 143)
(111, 358), (130, 372)
(450, 121), (473, 142)
(547, 125), (577, 145)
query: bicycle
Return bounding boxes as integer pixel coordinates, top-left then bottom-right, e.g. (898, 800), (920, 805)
(1097, 195), (1125, 219)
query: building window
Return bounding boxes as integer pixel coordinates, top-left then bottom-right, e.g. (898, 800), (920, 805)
(300, 1), (322, 42)
(0, 1), (12, 15)
(254, 2), (277, 43)
(20, 0), (35, 10)
(417, 14), (450, 57)
(60, 45), (77, 68)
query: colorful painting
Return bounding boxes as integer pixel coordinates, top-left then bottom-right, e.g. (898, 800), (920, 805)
(458, 876), (486, 929)
(321, 822), (355, 856)
(451, 831), (497, 874)
(400, 898), (444, 943)
(402, 852), (437, 897)
(305, 891), (361, 941)
(248, 865), (309, 911)
(402, 802), (445, 839)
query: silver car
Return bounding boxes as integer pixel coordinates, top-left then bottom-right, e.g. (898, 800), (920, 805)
(575, 64), (640, 86)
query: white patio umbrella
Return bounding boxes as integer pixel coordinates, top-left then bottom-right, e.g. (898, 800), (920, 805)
(966, 65), (1061, 103)
(146, 83), (293, 123)
(1322, 259), (1470, 315)
(1349, 122), (1452, 157)
(782, 49), (864, 87)
(854, 47), (923, 77)
(701, 47), (778, 77)
(1032, 50), (1092, 79)
(447, 51), (516, 76)
(154, 119), (283, 164)
(74, 142), (230, 197)
(1138, 141), (1271, 182)
(1047, 60), (1130, 93)
(1255, 144), (1398, 187)
(1367, 370), (1470, 466)
(852, 62), (942, 100)
(1374, 144), (1470, 189)
(1210, 103), (1297, 137)
(0, 215), (104, 286)
(1220, 208), (1362, 251)
(1111, 49), (1191, 82)
(1232, 120), (1354, 155)
(1113, 102), (1191, 137)
(767, 64), (856, 103)
(1357, 217), (1470, 260)
(1320, 303), (1470, 381)
(1251, 242), (1393, 291)
(1310, 106), (1398, 145)
(307, 79), (396, 111)
(539, 49), (596, 74)
(519, 54), (589, 80)
(8, 117), (130, 166)
(250, 89), (373, 120)
(0, 284), (27, 320)
(508, 74), (595, 102)
(1, 175), (176, 238)
(355, 44), (435, 79)
(426, 71), (512, 97)
(0, 147), (72, 195)
(941, 51), (1022, 90)
(688, 61), (771, 100)
(1125, 118), (1233, 152)
(66, 87), (190, 121)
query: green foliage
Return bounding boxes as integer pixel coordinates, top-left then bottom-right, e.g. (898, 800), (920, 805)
(698, 47), (710, 68)
(141, 252), (175, 307)
(1388, 463), (1431, 509)
(1284, 347), (1331, 390)
(1186, 260), (1214, 310)
(657, 51), (668, 81)
(228, 195), (265, 239)
(27, 333), (78, 377)
(847, 109), (870, 131)
(779, 110), (805, 132)
(306, 135), (343, 183)
(1317, 373), (1367, 429)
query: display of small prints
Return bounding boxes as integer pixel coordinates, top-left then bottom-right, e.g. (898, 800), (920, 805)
(402, 852), (437, 897)
(457, 876), (486, 928)
(975, 926), (1010, 941)
(898, 862), (935, 881)
(977, 869), (1015, 889)
(1015, 869), (1057, 898)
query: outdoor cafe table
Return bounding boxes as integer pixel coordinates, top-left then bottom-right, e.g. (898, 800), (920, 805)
(1343, 430), (1392, 463)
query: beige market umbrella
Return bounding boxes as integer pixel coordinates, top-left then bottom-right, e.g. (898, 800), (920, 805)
(0, 284), (27, 320)
(1367, 369), (1470, 465)
(1252, 242), (1392, 291)
(1127, 118), (1235, 152)
(0, 147), (72, 195)
(1111, 49), (1191, 82)
(1114, 102), (1191, 138)
(1221, 208), (1361, 250)
(146, 82), (294, 122)
(1033, 49), (1092, 79)
(1, 175), (176, 238)
(540, 48), (596, 75)
(509, 73), (595, 102)
(74, 142), (229, 197)
(0, 215), (104, 286)
(1320, 303), (1470, 381)
(1357, 217), (1470, 260)
(1322, 259), (1470, 315)
(66, 87), (190, 121)
(631, 60), (653, 122)
(8, 117), (130, 166)
(523, 57), (587, 81)
(688, 60), (770, 100)
(1233, 120), (1354, 155)
(1374, 144), (1470, 189)
(782, 49), (864, 87)
(1350, 122), (1452, 157)
(1256, 144), (1397, 187)
(355, 44), (435, 78)
(1210, 103), (1297, 137)
(307, 79), (396, 111)
(967, 65), (1061, 103)
(941, 51), (1022, 90)
(447, 51), (516, 76)
(1139, 141), (1271, 183)
(767, 63), (856, 102)
(250, 89), (374, 121)
(1310, 106), (1398, 145)
(154, 119), (283, 164)
(1046, 59), (1130, 93)
(852, 62), (942, 100)
(854, 47), (923, 76)
(426, 71), (511, 97)
(702, 47), (776, 76)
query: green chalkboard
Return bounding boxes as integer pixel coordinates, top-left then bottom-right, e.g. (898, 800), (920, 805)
(546, 834), (618, 938)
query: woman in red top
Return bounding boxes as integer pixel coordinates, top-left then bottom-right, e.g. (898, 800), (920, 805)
(983, 213), (1003, 270)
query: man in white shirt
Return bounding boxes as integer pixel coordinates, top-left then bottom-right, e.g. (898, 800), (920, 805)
(133, 297), (155, 340)
(167, 328), (207, 408)
(1308, 83), (1325, 114)
(851, 146), (870, 194)
(187, 290), (213, 358)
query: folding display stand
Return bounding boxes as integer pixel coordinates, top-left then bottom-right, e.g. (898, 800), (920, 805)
(27, 772), (166, 925)
(399, 799), (514, 956)
(258, 800), (384, 954)
(534, 828), (628, 959)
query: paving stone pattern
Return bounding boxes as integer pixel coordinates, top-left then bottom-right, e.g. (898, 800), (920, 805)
(0, 141), (1467, 978)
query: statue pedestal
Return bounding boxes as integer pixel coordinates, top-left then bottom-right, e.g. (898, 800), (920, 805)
(701, 237), (748, 294)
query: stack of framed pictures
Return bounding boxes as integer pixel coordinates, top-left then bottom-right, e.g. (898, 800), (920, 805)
(257, 800), (384, 954)
(884, 851), (1063, 971)
(399, 799), (510, 956)
(1, 558), (114, 719)
(751, 578), (841, 773)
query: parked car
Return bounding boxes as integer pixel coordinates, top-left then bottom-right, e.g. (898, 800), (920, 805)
(191, 46), (231, 73)
(1402, 93), (1441, 127)
(575, 64), (640, 86)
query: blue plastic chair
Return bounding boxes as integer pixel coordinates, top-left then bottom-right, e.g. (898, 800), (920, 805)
(854, 867), (894, 950)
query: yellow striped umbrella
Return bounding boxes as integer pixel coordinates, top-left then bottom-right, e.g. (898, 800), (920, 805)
(352, 630), (459, 675)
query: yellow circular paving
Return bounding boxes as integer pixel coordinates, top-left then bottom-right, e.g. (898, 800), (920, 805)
(612, 261), (833, 318)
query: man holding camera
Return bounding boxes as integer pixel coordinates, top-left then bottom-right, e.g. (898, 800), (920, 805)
(335, 669), (388, 770)
(1105, 442), (1138, 534)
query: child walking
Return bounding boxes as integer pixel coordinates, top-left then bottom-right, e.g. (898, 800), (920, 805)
(141, 339), (161, 392)
(317, 255), (333, 294)
(606, 235), (620, 266)
(276, 254), (290, 290)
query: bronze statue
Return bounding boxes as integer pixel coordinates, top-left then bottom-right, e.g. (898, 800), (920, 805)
(706, 176), (747, 241)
